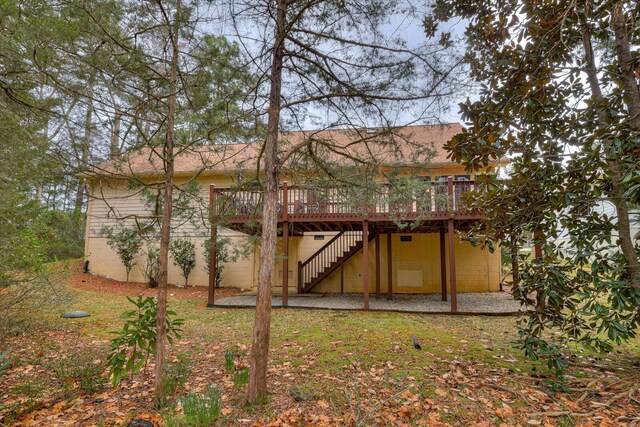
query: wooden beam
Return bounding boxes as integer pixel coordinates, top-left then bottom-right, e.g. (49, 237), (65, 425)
(447, 176), (454, 212)
(362, 220), (370, 310)
(440, 227), (447, 302)
(282, 182), (289, 306)
(375, 228), (381, 299)
(208, 185), (217, 307)
(387, 231), (393, 300)
(448, 219), (458, 313)
(282, 222), (289, 306)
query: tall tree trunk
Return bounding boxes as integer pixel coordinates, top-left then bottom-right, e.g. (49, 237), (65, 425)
(155, 0), (180, 405)
(110, 108), (121, 159)
(581, 9), (640, 285)
(75, 99), (92, 212)
(246, 0), (287, 404)
(612, 2), (640, 130)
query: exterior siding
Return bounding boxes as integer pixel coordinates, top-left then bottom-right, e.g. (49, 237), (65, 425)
(84, 169), (503, 292)
(313, 233), (501, 294)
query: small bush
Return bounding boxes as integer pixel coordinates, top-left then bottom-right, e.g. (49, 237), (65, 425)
(202, 237), (249, 288)
(107, 296), (184, 385)
(170, 239), (196, 287)
(233, 368), (249, 388)
(49, 352), (106, 396)
(163, 352), (192, 397)
(102, 226), (143, 282)
(142, 246), (160, 288)
(180, 385), (221, 426)
(0, 347), (13, 378)
(223, 346), (239, 373)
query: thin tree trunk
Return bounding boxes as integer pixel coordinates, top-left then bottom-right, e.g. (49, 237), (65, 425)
(75, 99), (92, 211)
(110, 108), (121, 159)
(581, 9), (640, 285)
(246, 0), (287, 404)
(509, 233), (520, 294)
(155, 0), (181, 405)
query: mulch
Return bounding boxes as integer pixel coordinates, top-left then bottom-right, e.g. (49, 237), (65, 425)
(64, 260), (241, 300)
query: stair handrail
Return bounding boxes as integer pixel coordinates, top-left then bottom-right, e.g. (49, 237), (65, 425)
(299, 231), (346, 269)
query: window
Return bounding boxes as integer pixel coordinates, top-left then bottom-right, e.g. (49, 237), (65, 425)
(400, 235), (412, 242)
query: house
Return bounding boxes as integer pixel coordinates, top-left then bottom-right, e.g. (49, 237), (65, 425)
(83, 123), (507, 312)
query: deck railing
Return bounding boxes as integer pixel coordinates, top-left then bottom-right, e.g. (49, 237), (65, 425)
(212, 177), (480, 221)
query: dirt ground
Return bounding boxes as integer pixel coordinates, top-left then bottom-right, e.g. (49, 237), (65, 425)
(1, 262), (639, 426)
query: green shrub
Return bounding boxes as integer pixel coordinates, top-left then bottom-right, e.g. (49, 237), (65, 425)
(163, 352), (192, 397)
(233, 368), (249, 388)
(50, 352), (106, 396)
(107, 296), (184, 385)
(0, 347), (12, 378)
(180, 385), (221, 426)
(223, 346), (239, 373)
(142, 246), (161, 288)
(102, 226), (143, 282)
(202, 237), (248, 288)
(170, 239), (196, 287)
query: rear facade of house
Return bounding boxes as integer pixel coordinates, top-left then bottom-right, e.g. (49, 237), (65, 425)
(83, 124), (505, 301)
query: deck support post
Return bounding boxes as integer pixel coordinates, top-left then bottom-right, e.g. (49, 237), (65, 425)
(448, 219), (458, 313)
(207, 185), (217, 307)
(362, 220), (370, 310)
(439, 227), (447, 302)
(387, 231), (393, 300)
(375, 228), (381, 299)
(282, 182), (289, 307)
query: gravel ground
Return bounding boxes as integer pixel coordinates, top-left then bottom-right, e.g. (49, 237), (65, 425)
(214, 291), (521, 314)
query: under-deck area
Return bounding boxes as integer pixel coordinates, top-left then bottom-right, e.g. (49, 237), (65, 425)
(213, 292), (518, 314)
(207, 177), (496, 313)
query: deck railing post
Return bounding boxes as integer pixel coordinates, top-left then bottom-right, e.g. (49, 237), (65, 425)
(447, 176), (454, 213)
(208, 185), (217, 307)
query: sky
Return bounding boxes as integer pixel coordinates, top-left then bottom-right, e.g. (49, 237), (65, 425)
(194, 1), (473, 129)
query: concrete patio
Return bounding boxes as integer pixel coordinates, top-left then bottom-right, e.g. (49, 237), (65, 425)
(213, 291), (521, 314)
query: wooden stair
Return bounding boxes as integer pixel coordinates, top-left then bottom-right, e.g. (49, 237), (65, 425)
(298, 230), (375, 293)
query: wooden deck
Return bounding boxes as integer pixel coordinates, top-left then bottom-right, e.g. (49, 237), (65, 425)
(207, 177), (490, 313)
(211, 177), (486, 234)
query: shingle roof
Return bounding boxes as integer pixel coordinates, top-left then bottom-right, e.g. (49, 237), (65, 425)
(90, 123), (502, 177)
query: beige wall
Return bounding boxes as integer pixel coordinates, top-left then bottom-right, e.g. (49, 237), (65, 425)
(313, 233), (501, 294)
(85, 166), (502, 292)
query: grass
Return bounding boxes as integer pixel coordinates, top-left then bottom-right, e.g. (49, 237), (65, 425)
(61, 286), (640, 376)
(3, 283), (640, 425)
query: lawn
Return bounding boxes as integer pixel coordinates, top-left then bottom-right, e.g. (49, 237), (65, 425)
(0, 266), (639, 426)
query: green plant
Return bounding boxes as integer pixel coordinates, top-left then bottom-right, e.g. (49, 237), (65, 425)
(180, 385), (221, 426)
(102, 226), (143, 282)
(50, 353), (106, 395)
(233, 368), (249, 388)
(203, 237), (247, 288)
(162, 352), (192, 397)
(223, 346), (239, 373)
(0, 347), (12, 378)
(107, 296), (184, 386)
(142, 246), (161, 288)
(170, 239), (196, 287)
